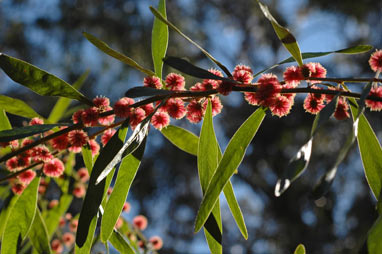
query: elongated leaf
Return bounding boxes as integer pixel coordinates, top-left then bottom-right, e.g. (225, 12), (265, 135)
(254, 45), (373, 77)
(48, 70), (89, 123)
(150, 7), (231, 77)
(125, 86), (174, 98)
(0, 95), (44, 120)
(152, 0), (168, 80)
(101, 139), (146, 242)
(109, 230), (135, 254)
(0, 124), (68, 142)
(76, 120), (129, 247)
(83, 32), (155, 77)
(194, 107), (265, 233)
(29, 209), (52, 254)
(294, 244), (306, 254)
(257, 1), (303, 66)
(43, 194), (73, 238)
(1, 177), (40, 254)
(0, 53), (92, 105)
(198, 100), (222, 253)
(0, 193), (20, 239)
(82, 144), (94, 174)
(161, 125), (199, 155)
(75, 215), (98, 254)
(367, 214), (382, 253)
(0, 110), (12, 131)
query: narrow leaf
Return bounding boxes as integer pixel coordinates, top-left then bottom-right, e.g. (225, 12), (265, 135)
(0, 95), (44, 120)
(0, 193), (21, 239)
(194, 107), (265, 233)
(48, 70), (89, 123)
(43, 194), (73, 238)
(161, 125), (199, 155)
(29, 209), (52, 254)
(0, 53), (92, 105)
(294, 244), (306, 254)
(83, 32), (155, 77)
(257, 1), (303, 66)
(125, 86), (174, 98)
(367, 214), (382, 253)
(152, 0), (168, 80)
(0, 110), (12, 131)
(101, 139), (146, 242)
(82, 144), (94, 174)
(109, 230), (135, 254)
(149, 7), (232, 77)
(0, 124), (69, 142)
(75, 215), (98, 253)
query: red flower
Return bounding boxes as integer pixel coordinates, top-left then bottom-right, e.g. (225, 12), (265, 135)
(11, 181), (26, 195)
(43, 158), (65, 177)
(31, 145), (53, 162)
(144, 76), (162, 89)
(254, 74), (282, 107)
(122, 202), (131, 213)
(149, 236), (163, 250)
(18, 170), (36, 184)
(186, 100), (204, 123)
(201, 79), (219, 90)
(166, 98), (187, 119)
(365, 86), (382, 111)
(68, 130), (89, 153)
(133, 215), (148, 230)
(29, 117), (44, 126)
(98, 105), (115, 125)
(233, 65), (253, 84)
(51, 128), (69, 151)
(93, 96), (110, 108)
(114, 217), (123, 229)
(73, 184), (86, 198)
(48, 200), (59, 209)
(165, 73), (185, 91)
(88, 139), (100, 156)
(334, 97), (350, 120)
(6, 155), (30, 172)
(140, 103), (154, 116)
(270, 96), (293, 117)
(244, 92), (260, 106)
(217, 80), (235, 96)
(114, 97), (135, 118)
(283, 66), (304, 87)
(151, 112), (170, 130)
(81, 107), (99, 127)
(69, 219), (78, 232)
(202, 97), (223, 116)
(369, 49), (382, 72)
(129, 108), (146, 129)
(51, 239), (63, 253)
(302, 62), (327, 84)
(101, 128), (116, 146)
(190, 82), (204, 91)
(62, 232), (75, 247)
(233, 64), (253, 74)
(72, 109), (84, 124)
(303, 94), (325, 114)
(77, 167), (90, 182)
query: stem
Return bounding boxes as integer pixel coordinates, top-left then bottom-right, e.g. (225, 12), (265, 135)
(305, 77), (382, 83)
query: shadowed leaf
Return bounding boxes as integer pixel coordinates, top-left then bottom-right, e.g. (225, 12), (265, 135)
(294, 244), (306, 254)
(0, 95), (44, 120)
(152, 0), (168, 80)
(0, 124), (69, 142)
(109, 230), (135, 254)
(367, 214), (382, 253)
(29, 209), (52, 254)
(125, 86), (174, 98)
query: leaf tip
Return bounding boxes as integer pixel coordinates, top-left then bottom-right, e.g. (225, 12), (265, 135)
(274, 178), (291, 197)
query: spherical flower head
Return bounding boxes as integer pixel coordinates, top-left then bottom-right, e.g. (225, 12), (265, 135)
(144, 76), (162, 89)
(31, 145), (53, 162)
(43, 158), (65, 177)
(93, 96), (110, 108)
(282, 83), (297, 101)
(114, 217), (123, 229)
(51, 239), (63, 253)
(59, 217), (66, 228)
(98, 105), (115, 125)
(51, 128), (69, 151)
(303, 94), (325, 114)
(186, 100), (204, 123)
(72, 109), (84, 124)
(217, 80), (234, 96)
(190, 82), (204, 92)
(166, 98), (187, 119)
(68, 130), (89, 153)
(255, 74), (282, 107)
(69, 219), (78, 232)
(29, 117), (44, 126)
(233, 69), (253, 84)
(202, 97), (223, 116)
(366, 86), (382, 111)
(140, 103), (154, 116)
(233, 64), (253, 74)
(133, 215), (148, 230)
(65, 213), (73, 221)
(283, 66), (304, 87)
(62, 232), (75, 247)
(151, 112), (170, 130)
(6, 157), (21, 172)
(201, 79), (219, 90)
(21, 138), (34, 154)
(270, 96), (293, 117)
(165, 73), (185, 91)
(302, 62), (327, 84)
(114, 97), (135, 118)
(369, 49), (382, 72)
(9, 140), (19, 149)
(11, 181), (26, 195)
(209, 68), (224, 78)
(129, 108), (146, 129)
(149, 236), (163, 250)
(107, 187), (113, 195)
(77, 167), (90, 182)
(73, 184), (86, 198)
(18, 169), (36, 184)
(334, 98), (350, 120)
(48, 200), (59, 209)
(81, 107), (99, 127)
(244, 92), (260, 106)
(101, 128), (116, 146)
(88, 139), (100, 156)
(122, 202), (131, 213)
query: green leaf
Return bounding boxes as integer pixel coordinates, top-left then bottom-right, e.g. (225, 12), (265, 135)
(0, 193), (20, 239)
(161, 125), (199, 155)
(1, 177), (40, 254)
(101, 139), (146, 242)
(367, 214), (382, 253)
(257, 1), (303, 66)
(76, 121), (129, 247)
(109, 230), (135, 254)
(48, 70), (89, 123)
(254, 45), (373, 77)
(75, 215), (98, 254)
(29, 209), (52, 254)
(0, 124), (69, 142)
(43, 194), (73, 238)
(194, 107), (265, 233)
(83, 32), (155, 77)
(152, 0), (168, 80)
(125, 86), (174, 98)
(82, 144), (94, 174)
(0, 53), (92, 105)
(149, 7), (231, 77)
(294, 244), (306, 254)
(0, 95), (44, 120)
(198, 100), (222, 253)
(0, 110), (12, 131)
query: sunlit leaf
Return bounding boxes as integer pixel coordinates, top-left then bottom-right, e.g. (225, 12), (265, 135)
(43, 194), (73, 238)
(109, 230), (135, 254)
(0, 95), (44, 120)
(125, 86), (174, 98)
(152, 0), (168, 80)
(1, 177), (40, 254)
(0, 193), (20, 239)
(294, 244), (306, 254)
(257, 1), (303, 66)
(194, 107), (265, 233)
(83, 32), (155, 77)
(29, 209), (52, 254)
(82, 143), (94, 174)
(48, 70), (89, 123)
(0, 53), (92, 105)
(75, 215), (98, 253)
(150, 7), (231, 77)
(367, 214), (382, 253)
(0, 110), (12, 131)
(0, 124), (69, 142)
(161, 125), (199, 156)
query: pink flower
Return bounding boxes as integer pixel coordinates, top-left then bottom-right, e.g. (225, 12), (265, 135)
(101, 128), (116, 146)
(114, 97), (135, 118)
(98, 106), (115, 125)
(186, 100), (204, 123)
(88, 139), (100, 156)
(73, 184), (86, 198)
(48, 200), (59, 209)
(201, 79), (219, 90)
(283, 66), (304, 87)
(244, 92), (260, 106)
(59, 217), (66, 228)
(165, 73), (185, 91)
(140, 103), (154, 116)
(149, 236), (163, 250)
(72, 109), (84, 124)
(51, 239), (63, 254)
(6, 157), (21, 172)
(303, 94), (325, 114)
(366, 86), (382, 111)
(18, 170), (36, 184)
(77, 167), (89, 182)
(129, 108), (146, 129)
(334, 97), (350, 120)
(302, 62), (327, 84)
(29, 117), (44, 125)
(166, 98), (187, 119)
(68, 130), (89, 153)
(270, 96), (293, 117)
(69, 219), (78, 232)
(114, 217), (123, 229)
(51, 128), (69, 151)
(62, 232), (75, 247)
(11, 181), (26, 195)
(43, 158), (65, 177)
(369, 49), (382, 72)
(133, 215), (148, 230)
(122, 202), (131, 213)
(254, 74), (282, 107)
(233, 65), (253, 84)
(93, 96), (110, 108)
(217, 80), (234, 96)
(144, 76), (162, 89)
(202, 97), (223, 116)
(151, 112), (170, 130)
(190, 82), (204, 91)
(6, 155), (30, 172)
(233, 64), (253, 74)
(81, 107), (99, 127)
(31, 145), (52, 162)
